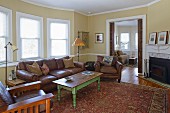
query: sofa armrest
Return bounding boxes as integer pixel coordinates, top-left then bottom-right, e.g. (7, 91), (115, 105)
(74, 61), (85, 70)
(0, 93), (54, 113)
(7, 81), (41, 96)
(16, 70), (39, 82)
(94, 61), (101, 72)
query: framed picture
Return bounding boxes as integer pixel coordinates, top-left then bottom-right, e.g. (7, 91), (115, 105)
(149, 32), (157, 44)
(158, 31), (168, 44)
(95, 33), (104, 43)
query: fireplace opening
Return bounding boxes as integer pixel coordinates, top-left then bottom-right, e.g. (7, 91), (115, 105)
(149, 57), (170, 84)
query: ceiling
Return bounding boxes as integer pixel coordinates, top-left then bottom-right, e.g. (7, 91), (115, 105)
(22, 0), (159, 15)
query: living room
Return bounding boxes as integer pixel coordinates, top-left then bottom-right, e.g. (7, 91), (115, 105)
(0, 0), (169, 112)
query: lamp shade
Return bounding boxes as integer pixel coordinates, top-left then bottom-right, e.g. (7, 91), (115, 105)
(11, 45), (18, 52)
(72, 38), (85, 46)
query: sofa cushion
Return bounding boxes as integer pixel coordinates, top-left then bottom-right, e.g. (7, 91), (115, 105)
(56, 58), (65, 69)
(40, 63), (50, 75)
(97, 55), (104, 62)
(66, 67), (84, 74)
(44, 59), (58, 71)
(39, 75), (57, 86)
(100, 66), (117, 74)
(0, 82), (14, 105)
(26, 62), (42, 76)
(50, 70), (72, 79)
(63, 57), (75, 68)
(102, 56), (113, 66)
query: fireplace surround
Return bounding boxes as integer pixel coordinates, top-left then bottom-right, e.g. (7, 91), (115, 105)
(149, 57), (170, 84)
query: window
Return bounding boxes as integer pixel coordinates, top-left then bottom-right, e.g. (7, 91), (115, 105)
(0, 6), (12, 62)
(120, 33), (130, 50)
(135, 33), (138, 49)
(17, 12), (43, 60)
(47, 18), (70, 57)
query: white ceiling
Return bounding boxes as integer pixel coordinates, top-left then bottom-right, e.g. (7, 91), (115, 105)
(22, 0), (159, 15)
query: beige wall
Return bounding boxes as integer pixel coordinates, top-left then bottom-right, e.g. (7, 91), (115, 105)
(0, 0), (88, 84)
(87, 7), (148, 61)
(148, 0), (170, 39)
(0, 0), (170, 84)
(73, 12), (88, 62)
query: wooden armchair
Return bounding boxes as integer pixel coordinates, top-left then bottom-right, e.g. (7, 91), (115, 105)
(0, 81), (54, 113)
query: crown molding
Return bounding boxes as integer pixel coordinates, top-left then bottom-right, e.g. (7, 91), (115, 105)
(21, 0), (160, 16)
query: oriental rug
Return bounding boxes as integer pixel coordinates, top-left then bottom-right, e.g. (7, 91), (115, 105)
(51, 82), (168, 113)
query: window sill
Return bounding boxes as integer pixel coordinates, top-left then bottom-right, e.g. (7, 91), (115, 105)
(0, 62), (19, 68)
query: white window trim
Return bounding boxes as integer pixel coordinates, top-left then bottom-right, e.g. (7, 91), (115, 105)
(47, 18), (70, 58)
(0, 6), (12, 62)
(16, 12), (43, 61)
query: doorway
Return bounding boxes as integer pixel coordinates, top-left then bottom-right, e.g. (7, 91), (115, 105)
(106, 15), (146, 74)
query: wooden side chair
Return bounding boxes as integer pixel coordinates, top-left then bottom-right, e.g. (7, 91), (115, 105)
(0, 81), (54, 113)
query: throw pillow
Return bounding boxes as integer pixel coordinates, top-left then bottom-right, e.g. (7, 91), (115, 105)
(102, 56), (114, 66)
(26, 62), (42, 76)
(63, 57), (75, 68)
(41, 63), (49, 75)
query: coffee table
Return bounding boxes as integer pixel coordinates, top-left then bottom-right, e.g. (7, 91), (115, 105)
(53, 71), (102, 108)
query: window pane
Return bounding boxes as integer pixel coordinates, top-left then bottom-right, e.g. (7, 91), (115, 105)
(50, 23), (67, 39)
(21, 39), (39, 58)
(20, 18), (40, 38)
(120, 33), (129, 49)
(0, 12), (7, 36)
(51, 40), (66, 56)
(0, 38), (5, 61)
(135, 33), (138, 49)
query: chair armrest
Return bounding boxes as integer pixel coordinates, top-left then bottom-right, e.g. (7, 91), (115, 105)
(94, 61), (101, 72)
(16, 70), (39, 82)
(74, 61), (85, 70)
(115, 61), (123, 77)
(0, 93), (54, 113)
(7, 81), (41, 96)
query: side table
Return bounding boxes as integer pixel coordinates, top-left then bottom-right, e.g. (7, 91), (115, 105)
(129, 57), (137, 65)
(7, 79), (26, 87)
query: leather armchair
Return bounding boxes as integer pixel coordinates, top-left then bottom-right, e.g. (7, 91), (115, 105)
(0, 81), (54, 113)
(94, 56), (123, 82)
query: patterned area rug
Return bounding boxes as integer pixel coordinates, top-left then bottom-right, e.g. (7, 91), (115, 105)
(51, 82), (168, 113)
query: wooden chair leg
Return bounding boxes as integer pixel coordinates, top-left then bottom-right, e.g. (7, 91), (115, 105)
(118, 79), (121, 83)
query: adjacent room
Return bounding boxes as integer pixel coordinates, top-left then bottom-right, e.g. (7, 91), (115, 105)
(0, 0), (169, 112)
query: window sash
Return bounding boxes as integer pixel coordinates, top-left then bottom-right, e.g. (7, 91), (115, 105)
(47, 18), (70, 58)
(17, 12), (43, 60)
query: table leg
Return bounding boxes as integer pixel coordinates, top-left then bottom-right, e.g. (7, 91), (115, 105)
(57, 85), (61, 101)
(72, 88), (77, 108)
(98, 77), (100, 91)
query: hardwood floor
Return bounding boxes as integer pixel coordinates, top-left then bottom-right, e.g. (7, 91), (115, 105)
(121, 66), (170, 113)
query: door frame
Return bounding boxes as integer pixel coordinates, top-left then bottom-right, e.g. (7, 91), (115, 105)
(106, 15), (146, 74)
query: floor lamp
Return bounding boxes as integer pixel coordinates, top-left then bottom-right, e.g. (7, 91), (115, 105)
(72, 34), (85, 61)
(4, 42), (18, 87)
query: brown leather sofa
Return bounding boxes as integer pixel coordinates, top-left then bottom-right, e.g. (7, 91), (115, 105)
(16, 56), (85, 92)
(114, 50), (129, 64)
(94, 56), (123, 82)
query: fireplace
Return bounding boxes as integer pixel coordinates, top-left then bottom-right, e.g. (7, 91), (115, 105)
(149, 57), (170, 84)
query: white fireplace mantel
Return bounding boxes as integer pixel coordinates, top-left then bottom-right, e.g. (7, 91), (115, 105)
(146, 44), (170, 59)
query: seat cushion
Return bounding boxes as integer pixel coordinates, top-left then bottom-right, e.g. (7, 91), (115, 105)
(100, 66), (117, 74)
(66, 67), (84, 74)
(0, 82), (14, 105)
(49, 70), (72, 79)
(39, 75), (57, 86)
(14, 90), (45, 103)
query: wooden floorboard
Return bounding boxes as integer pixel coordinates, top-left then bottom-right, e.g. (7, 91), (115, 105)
(121, 66), (170, 113)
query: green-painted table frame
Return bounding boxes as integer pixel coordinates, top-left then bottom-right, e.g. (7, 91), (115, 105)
(57, 76), (100, 108)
